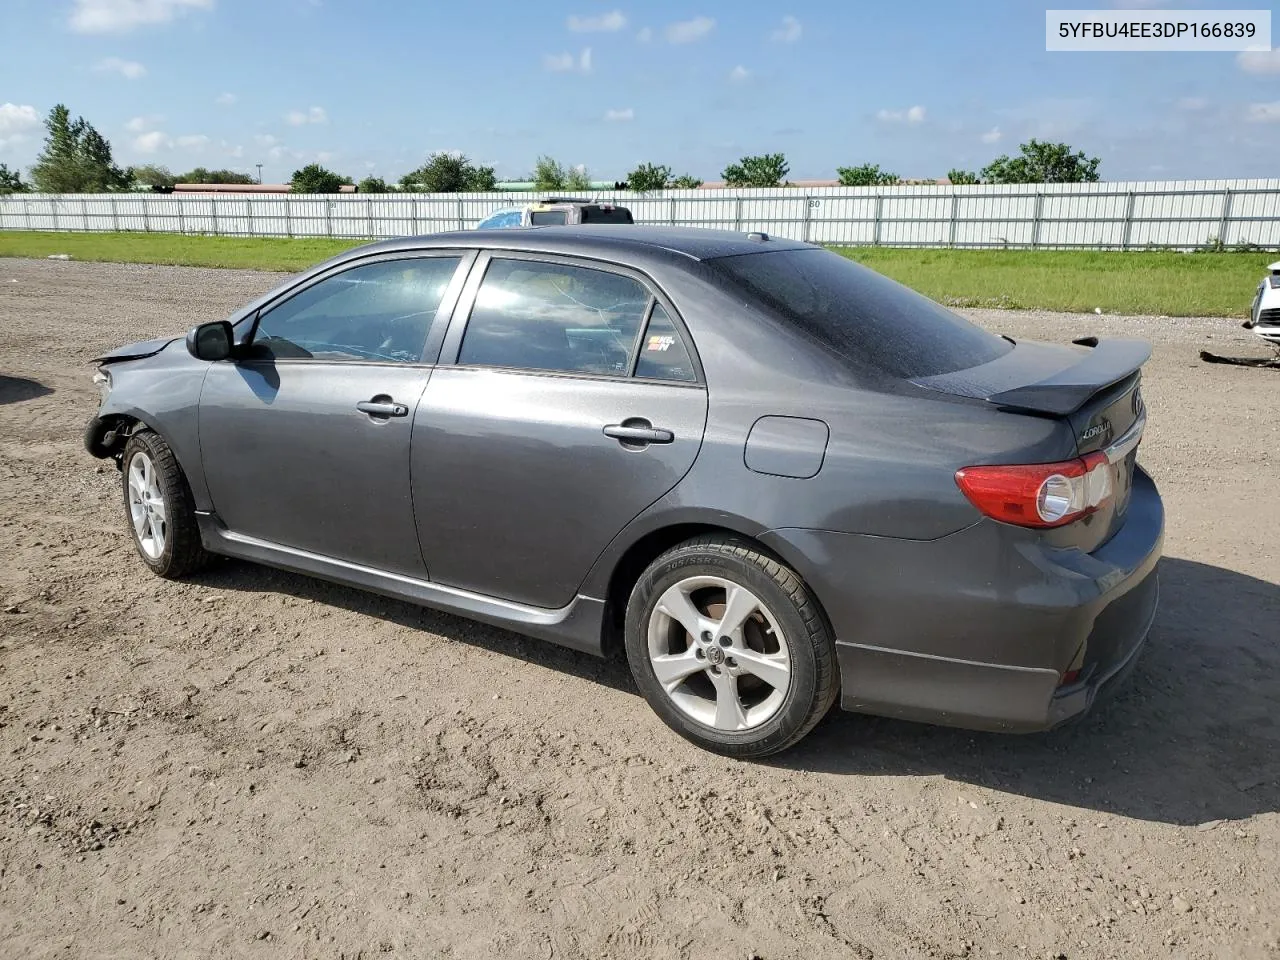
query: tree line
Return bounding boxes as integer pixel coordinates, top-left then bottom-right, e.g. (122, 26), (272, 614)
(0, 104), (1104, 197)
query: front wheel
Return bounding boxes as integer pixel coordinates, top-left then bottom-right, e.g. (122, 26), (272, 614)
(624, 535), (839, 758)
(120, 430), (210, 579)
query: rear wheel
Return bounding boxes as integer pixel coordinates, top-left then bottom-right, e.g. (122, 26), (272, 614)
(624, 535), (838, 758)
(121, 430), (210, 580)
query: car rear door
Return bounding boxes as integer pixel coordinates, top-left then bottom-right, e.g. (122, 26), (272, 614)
(199, 251), (471, 577)
(411, 251), (708, 608)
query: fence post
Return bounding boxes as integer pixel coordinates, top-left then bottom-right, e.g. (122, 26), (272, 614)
(1121, 191), (1136, 250)
(456, 197), (465, 232)
(734, 196), (743, 232)
(142, 197), (150, 233)
(1031, 192), (1044, 249)
(873, 194), (884, 245)
(325, 199), (333, 238)
(110, 195), (120, 232)
(1217, 188), (1234, 245)
(178, 195), (186, 235)
(245, 197), (254, 237)
(286, 196), (293, 238)
(80, 196), (89, 232)
(210, 196), (219, 236)
(948, 194), (959, 247)
(23, 195), (32, 230)
(669, 195), (676, 226)
(367, 197), (375, 239)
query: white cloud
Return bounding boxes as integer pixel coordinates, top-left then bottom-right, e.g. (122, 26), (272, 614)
(317, 150), (336, 163)
(95, 56), (147, 79)
(0, 103), (41, 149)
(1247, 101), (1280, 123)
(1238, 48), (1280, 75)
(125, 114), (163, 133)
(132, 130), (170, 153)
(666, 16), (714, 44)
(545, 48), (592, 73)
(568, 10), (625, 32)
(254, 134), (279, 147)
(215, 92), (236, 106)
(1177, 96), (1209, 111)
(729, 64), (750, 83)
(981, 126), (1002, 143)
(878, 105), (926, 124)
(636, 26), (652, 42)
(175, 134), (209, 149)
(285, 106), (327, 126)
(70, 0), (213, 34)
(770, 15), (801, 43)
(604, 107), (634, 122)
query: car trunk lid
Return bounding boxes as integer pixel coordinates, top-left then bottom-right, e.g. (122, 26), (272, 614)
(914, 338), (1150, 550)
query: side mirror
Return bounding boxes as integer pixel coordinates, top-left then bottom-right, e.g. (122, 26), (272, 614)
(186, 320), (235, 362)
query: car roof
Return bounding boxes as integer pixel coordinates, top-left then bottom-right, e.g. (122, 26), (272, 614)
(357, 225), (811, 263)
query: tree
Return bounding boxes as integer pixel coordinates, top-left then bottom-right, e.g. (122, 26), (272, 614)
(400, 153), (496, 192)
(947, 169), (981, 185)
(128, 164), (175, 189)
(290, 163), (353, 193)
(980, 139), (1101, 184)
(358, 176), (389, 193)
(29, 104), (129, 192)
(531, 155), (567, 191)
(627, 162), (672, 192)
(722, 153), (788, 188)
(178, 167), (256, 185)
(0, 163), (27, 194)
(564, 165), (591, 191)
(836, 163), (900, 187)
(669, 174), (703, 189)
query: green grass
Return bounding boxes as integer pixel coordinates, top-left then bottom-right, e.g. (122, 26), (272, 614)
(0, 231), (1266, 316)
(0, 231), (361, 272)
(837, 247), (1263, 317)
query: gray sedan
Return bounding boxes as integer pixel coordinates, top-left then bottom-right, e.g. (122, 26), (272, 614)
(86, 227), (1163, 757)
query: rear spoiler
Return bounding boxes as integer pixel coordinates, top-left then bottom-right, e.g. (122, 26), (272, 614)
(987, 339), (1151, 415)
(911, 338), (1152, 416)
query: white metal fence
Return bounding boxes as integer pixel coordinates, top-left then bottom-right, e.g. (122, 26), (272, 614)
(3, 179), (1280, 250)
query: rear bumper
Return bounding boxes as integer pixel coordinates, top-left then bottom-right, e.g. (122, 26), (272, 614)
(761, 466), (1164, 733)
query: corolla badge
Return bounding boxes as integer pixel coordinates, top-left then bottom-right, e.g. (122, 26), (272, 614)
(1080, 420), (1111, 442)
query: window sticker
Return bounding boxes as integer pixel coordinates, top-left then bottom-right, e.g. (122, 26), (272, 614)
(647, 335), (675, 352)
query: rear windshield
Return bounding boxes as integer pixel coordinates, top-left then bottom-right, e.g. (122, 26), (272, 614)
(710, 249), (1011, 378)
(529, 210), (568, 226)
(580, 206), (634, 224)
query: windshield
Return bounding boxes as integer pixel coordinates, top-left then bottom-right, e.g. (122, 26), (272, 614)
(710, 249), (1011, 379)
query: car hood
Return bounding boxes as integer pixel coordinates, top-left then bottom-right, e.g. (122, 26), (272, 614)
(93, 335), (179, 364)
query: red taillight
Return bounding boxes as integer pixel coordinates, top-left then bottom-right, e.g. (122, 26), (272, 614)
(955, 452), (1113, 528)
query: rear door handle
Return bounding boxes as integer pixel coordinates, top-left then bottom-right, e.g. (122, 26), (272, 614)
(357, 399), (409, 418)
(603, 420), (674, 445)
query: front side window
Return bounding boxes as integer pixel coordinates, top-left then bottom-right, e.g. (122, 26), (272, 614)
(529, 209), (568, 226)
(252, 257), (461, 362)
(458, 258), (651, 376)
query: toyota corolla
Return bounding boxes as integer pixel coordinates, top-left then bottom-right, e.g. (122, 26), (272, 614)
(86, 227), (1163, 757)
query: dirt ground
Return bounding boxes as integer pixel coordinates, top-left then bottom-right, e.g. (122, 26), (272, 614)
(0, 258), (1277, 960)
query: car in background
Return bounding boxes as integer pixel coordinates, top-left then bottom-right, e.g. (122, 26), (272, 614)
(1245, 260), (1280, 346)
(476, 198), (634, 229)
(85, 227), (1162, 758)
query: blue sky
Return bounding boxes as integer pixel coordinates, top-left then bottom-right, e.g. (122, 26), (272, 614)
(1, 0), (1279, 183)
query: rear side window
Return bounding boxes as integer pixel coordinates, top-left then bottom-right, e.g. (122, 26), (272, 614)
(634, 304), (696, 382)
(710, 249), (1011, 378)
(459, 258), (651, 376)
(580, 206), (634, 224)
(529, 210), (568, 226)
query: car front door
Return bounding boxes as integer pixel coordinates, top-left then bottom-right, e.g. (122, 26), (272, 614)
(411, 252), (709, 608)
(199, 252), (470, 577)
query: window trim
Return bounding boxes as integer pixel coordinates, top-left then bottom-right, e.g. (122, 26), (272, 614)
(438, 250), (704, 385)
(241, 249), (476, 367)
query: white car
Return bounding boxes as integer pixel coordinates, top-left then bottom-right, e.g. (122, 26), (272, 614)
(1245, 260), (1280, 346)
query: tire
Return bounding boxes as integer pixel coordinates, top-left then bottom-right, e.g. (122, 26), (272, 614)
(120, 429), (210, 580)
(624, 534), (839, 758)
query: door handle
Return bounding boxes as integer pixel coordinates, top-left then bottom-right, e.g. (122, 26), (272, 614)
(357, 399), (409, 418)
(603, 420), (674, 446)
